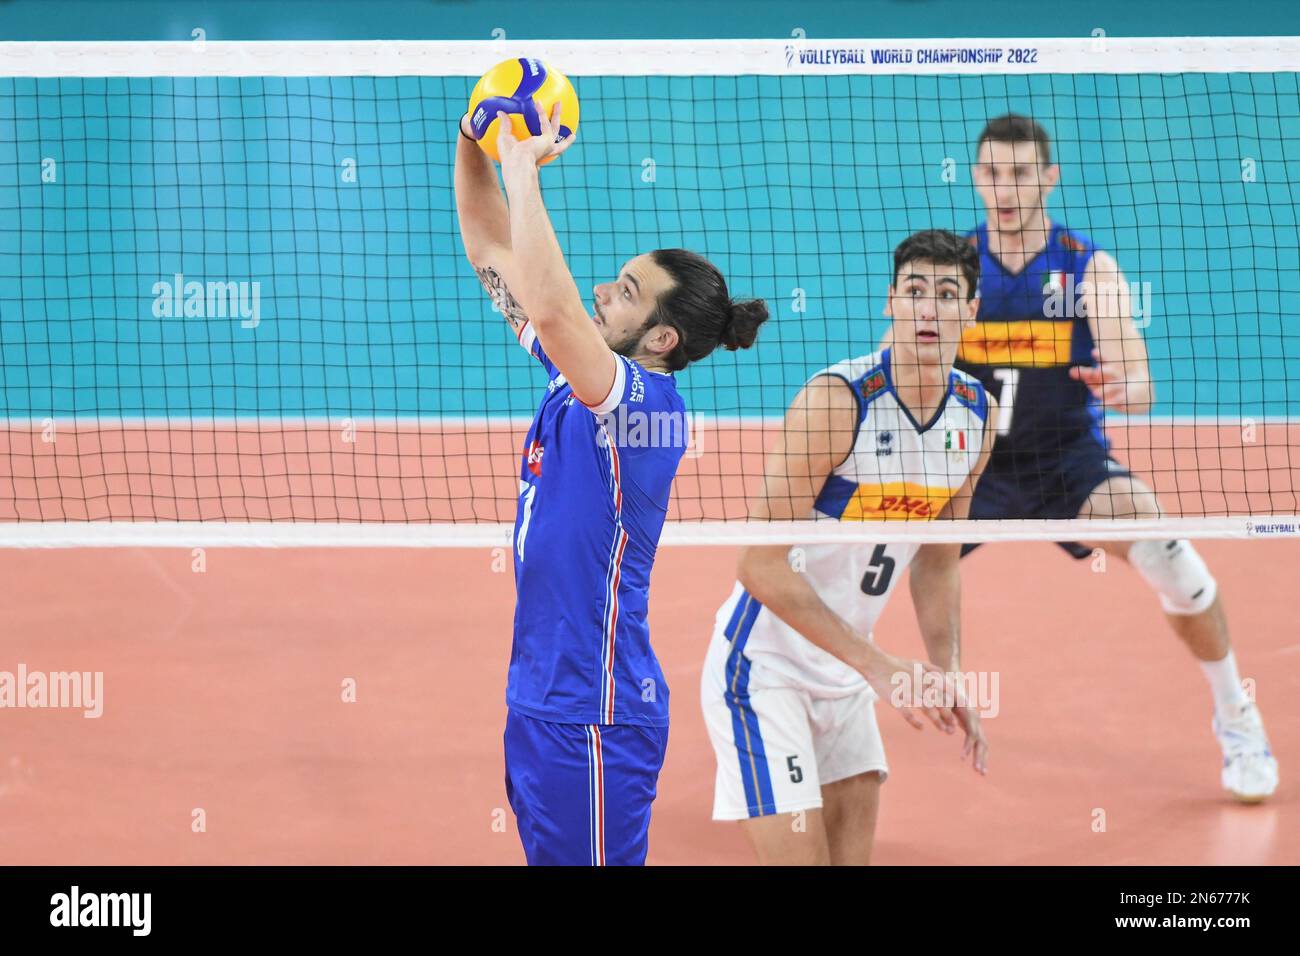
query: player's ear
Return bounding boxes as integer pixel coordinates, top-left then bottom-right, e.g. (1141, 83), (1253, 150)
(643, 322), (679, 357)
(1043, 163), (1061, 192)
(964, 294), (979, 326)
(883, 285), (895, 319)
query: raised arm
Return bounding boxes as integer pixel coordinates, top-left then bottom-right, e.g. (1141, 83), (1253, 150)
(493, 106), (620, 408)
(455, 114), (512, 262)
(454, 113), (533, 338)
(735, 376), (957, 733)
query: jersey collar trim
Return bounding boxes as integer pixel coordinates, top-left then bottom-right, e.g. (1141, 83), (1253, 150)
(979, 218), (1059, 280)
(881, 347), (954, 436)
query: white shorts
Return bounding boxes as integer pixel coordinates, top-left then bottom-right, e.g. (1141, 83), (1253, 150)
(700, 626), (888, 821)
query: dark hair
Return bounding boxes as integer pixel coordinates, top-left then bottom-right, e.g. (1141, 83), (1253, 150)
(977, 112), (1052, 165)
(892, 229), (980, 301)
(645, 249), (768, 372)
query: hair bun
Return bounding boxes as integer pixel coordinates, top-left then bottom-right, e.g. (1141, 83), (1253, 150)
(719, 298), (770, 351)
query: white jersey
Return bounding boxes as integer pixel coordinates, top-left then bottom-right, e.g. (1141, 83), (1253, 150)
(715, 348), (989, 697)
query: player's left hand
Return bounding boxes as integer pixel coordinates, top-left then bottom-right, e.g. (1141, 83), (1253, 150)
(1069, 348), (1132, 409)
(953, 703), (989, 775)
(495, 101), (577, 171)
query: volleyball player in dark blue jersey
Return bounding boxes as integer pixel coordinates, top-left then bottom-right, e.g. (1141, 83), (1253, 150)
(956, 114), (1276, 802)
(455, 103), (768, 863)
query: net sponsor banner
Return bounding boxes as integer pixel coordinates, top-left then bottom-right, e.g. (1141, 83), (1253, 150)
(0, 515), (1271, 547)
(1, 37), (1300, 77)
(1245, 520), (1300, 537)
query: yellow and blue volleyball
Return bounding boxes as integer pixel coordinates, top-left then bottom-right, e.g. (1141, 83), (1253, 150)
(467, 58), (580, 165)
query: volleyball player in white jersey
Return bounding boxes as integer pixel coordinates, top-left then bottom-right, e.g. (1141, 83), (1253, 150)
(701, 230), (997, 865)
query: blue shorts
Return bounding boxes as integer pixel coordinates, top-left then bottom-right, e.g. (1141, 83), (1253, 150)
(504, 710), (668, 866)
(963, 435), (1133, 559)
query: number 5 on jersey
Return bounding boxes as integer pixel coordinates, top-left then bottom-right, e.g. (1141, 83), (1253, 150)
(860, 544), (895, 596)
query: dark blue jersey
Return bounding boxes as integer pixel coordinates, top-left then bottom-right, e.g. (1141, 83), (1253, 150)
(954, 222), (1106, 463)
(507, 322), (686, 728)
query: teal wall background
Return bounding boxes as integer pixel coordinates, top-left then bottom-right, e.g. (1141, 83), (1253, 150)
(0, 2), (1296, 419)
(2, 0), (1300, 41)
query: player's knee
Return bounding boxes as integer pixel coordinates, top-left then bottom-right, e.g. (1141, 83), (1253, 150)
(1127, 539), (1217, 615)
(1102, 491), (1161, 521)
(741, 811), (830, 865)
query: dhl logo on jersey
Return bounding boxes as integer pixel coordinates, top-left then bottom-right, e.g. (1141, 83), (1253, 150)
(841, 482), (957, 521)
(957, 319), (1074, 367)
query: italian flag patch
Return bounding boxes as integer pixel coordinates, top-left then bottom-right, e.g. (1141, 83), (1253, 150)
(945, 428), (967, 452)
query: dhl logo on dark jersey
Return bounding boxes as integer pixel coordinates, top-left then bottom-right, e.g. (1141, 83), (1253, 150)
(957, 319), (1074, 367)
(841, 482), (957, 521)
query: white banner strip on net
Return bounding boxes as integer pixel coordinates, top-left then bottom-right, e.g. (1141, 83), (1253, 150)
(0, 37), (1298, 78)
(0, 517), (1295, 549)
(1, 415), (1296, 428)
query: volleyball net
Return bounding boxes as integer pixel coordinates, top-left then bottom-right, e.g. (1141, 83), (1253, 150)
(0, 37), (1297, 546)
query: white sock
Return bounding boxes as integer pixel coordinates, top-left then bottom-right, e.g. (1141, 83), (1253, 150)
(1200, 651), (1249, 714)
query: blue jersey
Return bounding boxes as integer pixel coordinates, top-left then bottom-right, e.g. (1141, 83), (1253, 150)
(954, 222), (1105, 461)
(507, 322), (686, 728)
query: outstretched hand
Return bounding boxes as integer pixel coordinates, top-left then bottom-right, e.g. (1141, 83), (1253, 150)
(495, 101), (577, 171)
(1069, 348), (1130, 407)
(863, 652), (959, 734)
(861, 651), (988, 775)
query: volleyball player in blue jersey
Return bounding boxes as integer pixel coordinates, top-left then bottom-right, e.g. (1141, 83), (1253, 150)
(455, 103), (768, 864)
(956, 114), (1277, 802)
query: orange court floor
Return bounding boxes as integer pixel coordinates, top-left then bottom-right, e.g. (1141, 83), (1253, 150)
(0, 537), (1295, 865)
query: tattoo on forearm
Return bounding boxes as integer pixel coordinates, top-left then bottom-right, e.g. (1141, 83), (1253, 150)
(475, 265), (528, 332)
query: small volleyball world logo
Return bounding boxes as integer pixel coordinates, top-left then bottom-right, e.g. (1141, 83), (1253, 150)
(466, 57), (580, 164)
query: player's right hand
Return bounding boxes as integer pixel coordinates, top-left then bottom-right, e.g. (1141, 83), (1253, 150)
(860, 651), (961, 734)
(495, 102), (577, 171)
